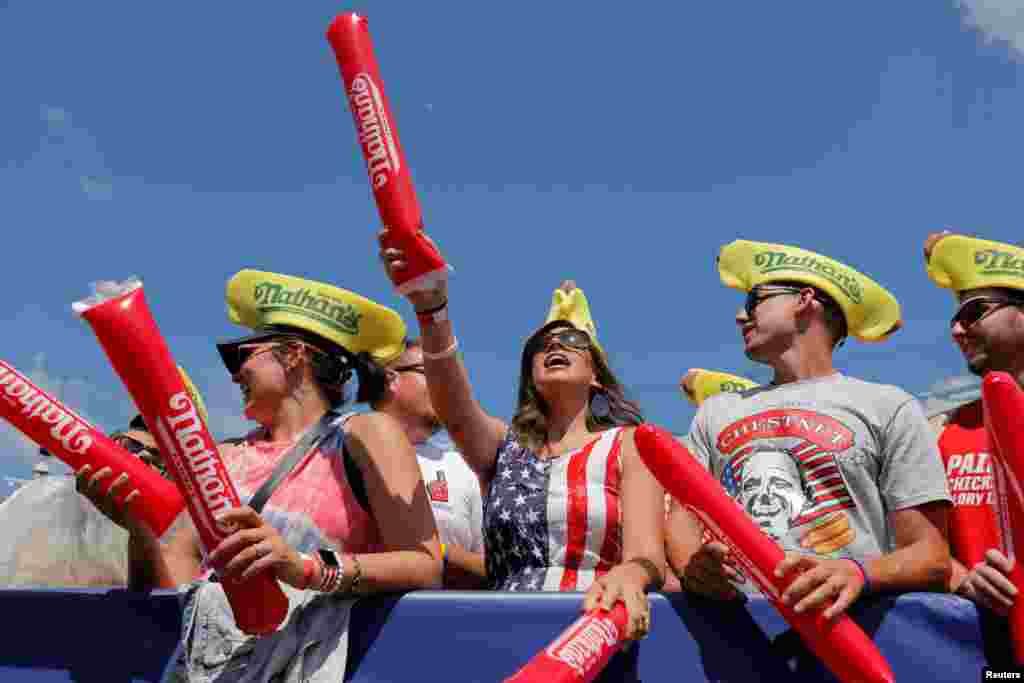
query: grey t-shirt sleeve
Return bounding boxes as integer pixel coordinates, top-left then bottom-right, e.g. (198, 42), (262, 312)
(878, 398), (952, 511)
(683, 408), (714, 471)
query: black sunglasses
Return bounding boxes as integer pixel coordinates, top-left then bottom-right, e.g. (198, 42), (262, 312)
(225, 342), (281, 374)
(744, 286), (804, 318)
(531, 329), (592, 355)
(951, 296), (1021, 330)
(392, 363), (426, 375)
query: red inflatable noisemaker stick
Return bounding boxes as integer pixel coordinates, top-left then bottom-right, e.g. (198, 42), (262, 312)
(0, 359), (184, 537)
(503, 603), (629, 683)
(326, 12), (449, 296)
(981, 371), (1024, 664)
(73, 279), (288, 635)
(634, 424), (894, 683)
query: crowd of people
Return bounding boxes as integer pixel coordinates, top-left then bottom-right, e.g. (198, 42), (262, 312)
(4, 229), (1021, 681)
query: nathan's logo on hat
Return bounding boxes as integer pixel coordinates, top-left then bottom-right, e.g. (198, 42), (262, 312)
(753, 250), (863, 304)
(925, 233), (1024, 295)
(224, 270), (407, 365)
(253, 281), (363, 336)
(719, 240), (901, 343)
(973, 248), (1024, 280)
(682, 368), (758, 406)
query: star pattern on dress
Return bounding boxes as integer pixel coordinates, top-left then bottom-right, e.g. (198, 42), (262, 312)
(484, 433), (551, 592)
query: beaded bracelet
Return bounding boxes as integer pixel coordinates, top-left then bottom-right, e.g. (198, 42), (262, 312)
(416, 300), (449, 326)
(848, 558), (872, 594)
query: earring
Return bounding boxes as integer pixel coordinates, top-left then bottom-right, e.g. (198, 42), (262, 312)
(590, 390), (611, 419)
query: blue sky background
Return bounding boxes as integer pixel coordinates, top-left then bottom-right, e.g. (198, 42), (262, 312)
(1, 1), (1022, 481)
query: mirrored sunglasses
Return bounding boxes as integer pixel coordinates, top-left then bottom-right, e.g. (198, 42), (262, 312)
(533, 329), (592, 354)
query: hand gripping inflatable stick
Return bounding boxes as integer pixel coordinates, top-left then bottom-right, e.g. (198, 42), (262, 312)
(0, 359), (184, 537)
(980, 371), (1024, 664)
(73, 279), (288, 635)
(326, 12), (449, 296)
(503, 603), (629, 683)
(634, 424), (894, 683)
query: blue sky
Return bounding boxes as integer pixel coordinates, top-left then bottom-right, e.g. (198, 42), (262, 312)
(1, 1), (1022, 479)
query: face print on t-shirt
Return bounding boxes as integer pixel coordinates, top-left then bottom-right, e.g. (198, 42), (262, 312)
(718, 409), (858, 554)
(736, 449), (812, 540)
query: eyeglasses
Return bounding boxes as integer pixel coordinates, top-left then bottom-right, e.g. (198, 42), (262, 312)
(744, 286), (804, 318)
(532, 329), (592, 355)
(392, 364), (426, 375)
(950, 296), (1021, 330)
(226, 343), (280, 374)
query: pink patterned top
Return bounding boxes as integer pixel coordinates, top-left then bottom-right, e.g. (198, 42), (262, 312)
(220, 412), (381, 555)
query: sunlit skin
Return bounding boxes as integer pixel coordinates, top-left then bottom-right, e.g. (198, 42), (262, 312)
(378, 229), (665, 640)
(946, 287), (1024, 615)
(666, 280), (950, 619)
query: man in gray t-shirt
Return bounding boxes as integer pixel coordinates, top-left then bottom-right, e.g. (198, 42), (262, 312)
(667, 240), (952, 619)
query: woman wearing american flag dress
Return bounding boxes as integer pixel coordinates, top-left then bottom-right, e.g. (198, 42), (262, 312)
(380, 231), (666, 641)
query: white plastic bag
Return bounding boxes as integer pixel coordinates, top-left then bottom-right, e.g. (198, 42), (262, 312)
(0, 475), (128, 587)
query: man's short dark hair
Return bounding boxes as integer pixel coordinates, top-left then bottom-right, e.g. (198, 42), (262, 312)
(363, 338), (422, 407)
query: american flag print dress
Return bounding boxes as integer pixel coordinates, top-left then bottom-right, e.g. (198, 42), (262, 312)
(484, 427), (625, 591)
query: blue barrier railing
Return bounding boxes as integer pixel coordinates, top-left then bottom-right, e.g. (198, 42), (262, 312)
(0, 588), (1010, 681)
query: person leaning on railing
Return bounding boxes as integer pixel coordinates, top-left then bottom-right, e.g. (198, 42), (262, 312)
(667, 241), (951, 619)
(77, 270), (441, 682)
(924, 231), (1023, 616)
(379, 229), (665, 641)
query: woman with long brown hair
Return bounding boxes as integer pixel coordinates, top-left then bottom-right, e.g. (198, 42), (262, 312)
(380, 232), (664, 641)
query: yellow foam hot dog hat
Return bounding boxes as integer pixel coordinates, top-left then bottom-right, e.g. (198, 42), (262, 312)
(217, 270), (406, 373)
(538, 280), (603, 352)
(178, 366), (209, 426)
(681, 369), (758, 406)
(718, 240), (902, 342)
(924, 231), (1024, 295)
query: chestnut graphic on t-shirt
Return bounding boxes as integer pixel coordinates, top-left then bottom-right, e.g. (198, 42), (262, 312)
(718, 409), (857, 554)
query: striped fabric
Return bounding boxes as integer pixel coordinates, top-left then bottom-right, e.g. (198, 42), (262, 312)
(483, 428), (624, 592)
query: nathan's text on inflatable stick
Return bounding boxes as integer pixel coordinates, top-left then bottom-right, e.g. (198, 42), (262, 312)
(504, 603), (629, 683)
(73, 279), (288, 635)
(981, 372), (1024, 664)
(0, 359), (184, 537)
(634, 424), (894, 683)
(326, 12), (449, 295)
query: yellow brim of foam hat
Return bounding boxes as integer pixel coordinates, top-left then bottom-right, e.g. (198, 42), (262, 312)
(717, 240), (902, 342)
(925, 232), (1024, 295)
(682, 368), (759, 406)
(225, 270), (406, 365)
(178, 366), (209, 426)
(543, 281), (602, 352)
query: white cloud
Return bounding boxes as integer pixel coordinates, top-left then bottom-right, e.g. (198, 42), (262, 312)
(35, 105), (115, 201)
(957, 1), (1024, 57)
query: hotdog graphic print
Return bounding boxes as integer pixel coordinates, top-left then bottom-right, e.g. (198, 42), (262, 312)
(686, 374), (951, 593)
